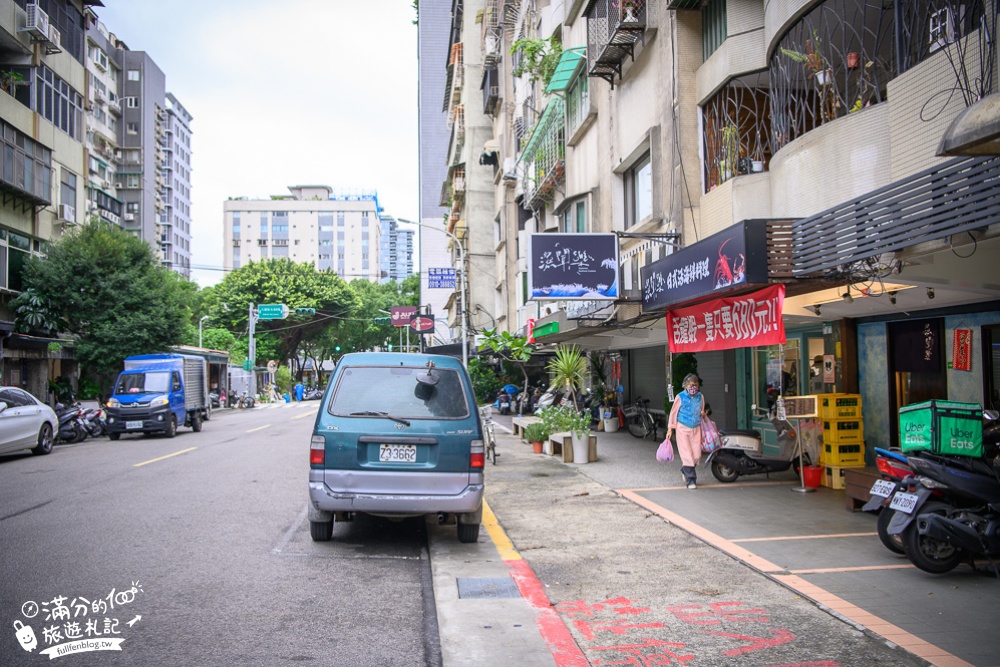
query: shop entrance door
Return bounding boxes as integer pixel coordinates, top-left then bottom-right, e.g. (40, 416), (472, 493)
(888, 318), (946, 447)
(983, 324), (1000, 411)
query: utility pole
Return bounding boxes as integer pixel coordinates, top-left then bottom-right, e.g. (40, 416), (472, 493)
(248, 303), (257, 398)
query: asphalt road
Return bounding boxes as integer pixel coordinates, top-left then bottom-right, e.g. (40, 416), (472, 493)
(0, 403), (441, 667)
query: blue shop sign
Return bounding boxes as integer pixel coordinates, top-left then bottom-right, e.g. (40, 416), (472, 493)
(528, 233), (619, 300)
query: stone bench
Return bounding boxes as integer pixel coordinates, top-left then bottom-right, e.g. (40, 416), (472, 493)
(546, 431), (598, 463)
(512, 415), (541, 438)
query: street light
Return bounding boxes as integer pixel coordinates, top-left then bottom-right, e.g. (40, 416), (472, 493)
(398, 218), (468, 368)
(199, 315), (210, 348)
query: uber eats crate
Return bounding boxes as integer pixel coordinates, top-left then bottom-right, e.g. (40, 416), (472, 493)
(818, 393), (863, 420)
(822, 419), (864, 445)
(899, 400), (982, 457)
(821, 442), (865, 467)
(822, 464), (865, 490)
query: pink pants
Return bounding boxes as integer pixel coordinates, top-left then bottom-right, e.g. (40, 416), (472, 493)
(675, 424), (702, 468)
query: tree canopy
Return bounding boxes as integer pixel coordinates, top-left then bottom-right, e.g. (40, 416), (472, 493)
(11, 220), (191, 381)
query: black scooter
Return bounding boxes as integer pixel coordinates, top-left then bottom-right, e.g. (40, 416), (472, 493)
(707, 406), (810, 483)
(55, 403), (87, 444)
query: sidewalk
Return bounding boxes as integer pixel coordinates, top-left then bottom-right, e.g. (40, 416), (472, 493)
(450, 419), (1000, 667)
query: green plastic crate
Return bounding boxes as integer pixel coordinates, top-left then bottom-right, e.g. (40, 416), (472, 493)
(899, 400), (982, 457)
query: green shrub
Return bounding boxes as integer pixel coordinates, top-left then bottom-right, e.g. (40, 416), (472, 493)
(468, 358), (501, 403)
(523, 422), (549, 443)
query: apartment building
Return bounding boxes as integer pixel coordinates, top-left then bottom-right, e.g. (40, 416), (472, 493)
(223, 186), (382, 283)
(161, 92), (192, 277)
(379, 214), (415, 284)
(83, 13), (122, 227)
(461, 0), (999, 450)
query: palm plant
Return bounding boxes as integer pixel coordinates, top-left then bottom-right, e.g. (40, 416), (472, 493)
(546, 345), (588, 407)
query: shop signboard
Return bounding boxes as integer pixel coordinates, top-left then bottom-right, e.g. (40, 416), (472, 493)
(427, 268), (456, 289)
(951, 328), (972, 371)
(640, 220), (769, 312)
(665, 284), (786, 353)
(409, 314), (435, 333)
(391, 306), (418, 327)
(528, 233), (619, 300)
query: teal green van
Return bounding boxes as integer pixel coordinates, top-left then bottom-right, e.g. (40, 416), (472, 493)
(308, 353), (485, 542)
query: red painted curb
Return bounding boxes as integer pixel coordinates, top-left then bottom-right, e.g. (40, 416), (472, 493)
(505, 559), (590, 667)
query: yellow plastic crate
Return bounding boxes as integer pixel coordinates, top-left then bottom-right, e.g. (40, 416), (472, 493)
(821, 443), (865, 467)
(818, 394), (863, 420)
(822, 464), (866, 489)
(823, 419), (864, 445)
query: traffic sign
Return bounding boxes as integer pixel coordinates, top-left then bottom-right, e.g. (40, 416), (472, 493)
(410, 314), (434, 333)
(257, 304), (288, 320)
(243, 359), (252, 371)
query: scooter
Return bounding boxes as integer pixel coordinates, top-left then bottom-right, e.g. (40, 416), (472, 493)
(495, 391), (512, 415)
(861, 447), (914, 554)
(55, 403), (88, 444)
(82, 406), (107, 438)
(707, 406), (810, 483)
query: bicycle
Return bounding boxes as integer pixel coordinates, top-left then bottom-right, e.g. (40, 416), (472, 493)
(238, 391), (255, 409)
(480, 406), (498, 465)
(625, 397), (657, 440)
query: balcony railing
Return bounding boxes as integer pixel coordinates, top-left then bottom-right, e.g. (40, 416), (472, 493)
(585, 0), (649, 85)
(518, 98), (566, 210)
(702, 72), (772, 191)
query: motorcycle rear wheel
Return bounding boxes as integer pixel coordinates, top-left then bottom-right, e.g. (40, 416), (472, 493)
(711, 458), (740, 483)
(902, 501), (965, 574)
(876, 507), (905, 554)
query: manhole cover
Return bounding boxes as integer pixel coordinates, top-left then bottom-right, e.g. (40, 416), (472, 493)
(456, 577), (521, 599)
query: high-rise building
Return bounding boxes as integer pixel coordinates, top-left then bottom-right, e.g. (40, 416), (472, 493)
(379, 214), (415, 283)
(84, 15), (123, 227)
(161, 93), (192, 277)
(223, 186), (382, 283)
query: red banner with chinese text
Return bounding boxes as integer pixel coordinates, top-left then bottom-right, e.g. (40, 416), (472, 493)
(666, 284), (786, 353)
(952, 328), (972, 371)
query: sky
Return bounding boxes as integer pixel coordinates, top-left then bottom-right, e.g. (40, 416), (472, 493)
(94, 0), (421, 287)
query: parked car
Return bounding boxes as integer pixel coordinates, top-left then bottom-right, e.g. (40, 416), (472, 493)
(0, 387), (57, 456)
(308, 352), (485, 543)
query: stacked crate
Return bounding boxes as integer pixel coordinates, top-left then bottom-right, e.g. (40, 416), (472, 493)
(817, 394), (865, 489)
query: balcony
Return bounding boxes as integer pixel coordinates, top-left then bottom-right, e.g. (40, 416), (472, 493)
(585, 0), (650, 86)
(482, 0), (502, 68)
(482, 66), (500, 116)
(702, 72), (772, 191)
(518, 98), (566, 211)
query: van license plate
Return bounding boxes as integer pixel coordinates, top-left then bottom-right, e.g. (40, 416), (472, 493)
(126, 420), (143, 430)
(379, 444), (416, 463)
(889, 491), (919, 514)
(869, 479), (896, 498)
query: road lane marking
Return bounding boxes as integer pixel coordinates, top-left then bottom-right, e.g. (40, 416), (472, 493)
(293, 409), (318, 420)
(247, 425), (271, 433)
(483, 500), (589, 667)
(133, 447), (197, 468)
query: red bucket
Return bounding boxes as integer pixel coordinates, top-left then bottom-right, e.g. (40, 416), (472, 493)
(803, 465), (823, 488)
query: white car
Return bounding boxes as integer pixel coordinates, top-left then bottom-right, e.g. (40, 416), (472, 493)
(0, 387), (57, 456)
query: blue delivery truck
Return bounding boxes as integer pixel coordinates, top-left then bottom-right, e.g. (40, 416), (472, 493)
(106, 354), (211, 440)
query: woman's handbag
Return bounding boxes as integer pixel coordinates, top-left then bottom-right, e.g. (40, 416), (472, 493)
(656, 437), (674, 463)
(701, 416), (721, 453)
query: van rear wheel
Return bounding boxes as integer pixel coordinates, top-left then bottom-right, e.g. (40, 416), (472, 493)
(310, 519), (333, 542)
(457, 520), (480, 543)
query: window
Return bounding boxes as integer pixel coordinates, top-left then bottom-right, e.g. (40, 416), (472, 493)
(126, 122), (139, 135)
(566, 75), (590, 136)
(702, 0), (728, 60)
(124, 97), (138, 108)
(561, 199), (587, 233)
(624, 153), (652, 228)
(34, 66), (83, 140)
(0, 121), (53, 202)
(126, 175), (140, 188)
(127, 70), (140, 81)
(60, 169), (76, 208)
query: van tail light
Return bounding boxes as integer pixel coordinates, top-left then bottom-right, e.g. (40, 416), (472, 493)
(470, 452), (485, 469)
(310, 435), (325, 465)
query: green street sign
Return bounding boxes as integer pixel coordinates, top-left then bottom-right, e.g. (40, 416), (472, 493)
(243, 359), (252, 371)
(257, 304), (288, 320)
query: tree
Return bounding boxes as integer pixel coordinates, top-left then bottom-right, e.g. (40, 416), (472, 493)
(330, 276), (419, 355)
(210, 259), (360, 371)
(11, 220), (191, 387)
(478, 328), (536, 397)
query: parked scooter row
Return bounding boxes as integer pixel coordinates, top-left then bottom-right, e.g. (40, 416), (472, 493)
(863, 409), (1000, 575)
(55, 402), (106, 443)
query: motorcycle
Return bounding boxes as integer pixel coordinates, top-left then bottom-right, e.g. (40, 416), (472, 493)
(55, 403), (88, 444)
(494, 391), (513, 415)
(535, 389), (564, 409)
(884, 409), (1000, 574)
(303, 387), (323, 401)
(861, 447), (914, 554)
(707, 406), (811, 483)
(81, 406), (107, 438)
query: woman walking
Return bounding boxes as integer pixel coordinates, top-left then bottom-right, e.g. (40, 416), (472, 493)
(667, 374), (706, 489)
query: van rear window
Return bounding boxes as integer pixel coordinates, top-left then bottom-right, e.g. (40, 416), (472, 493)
(329, 366), (470, 419)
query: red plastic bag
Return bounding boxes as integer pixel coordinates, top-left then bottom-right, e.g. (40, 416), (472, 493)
(656, 437), (674, 462)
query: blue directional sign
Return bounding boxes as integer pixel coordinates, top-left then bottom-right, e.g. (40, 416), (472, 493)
(428, 267), (457, 289)
(257, 304), (289, 320)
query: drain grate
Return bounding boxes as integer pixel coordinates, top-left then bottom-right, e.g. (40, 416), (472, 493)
(456, 577), (521, 599)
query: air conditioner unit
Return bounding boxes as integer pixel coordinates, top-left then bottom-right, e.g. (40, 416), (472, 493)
(45, 25), (61, 53)
(114, 151), (122, 160)
(114, 182), (122, 189)
(124, 213), (134, 221)
(20, 3), (50, 40)
(58, 204), (75, 222)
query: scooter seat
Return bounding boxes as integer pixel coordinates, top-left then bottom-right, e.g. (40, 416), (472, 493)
(719, 429), (761, 439)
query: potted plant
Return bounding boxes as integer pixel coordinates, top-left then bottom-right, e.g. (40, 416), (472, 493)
(546, 345), (587, 407)
(780, 34), (831, 85)
(561, 405), (593, 464)
(523, 422), (549, 454)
